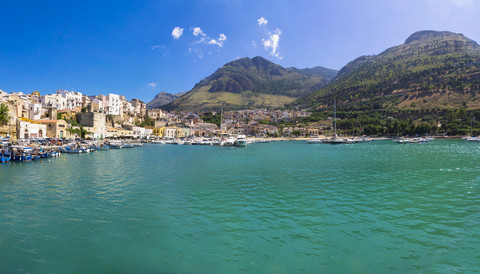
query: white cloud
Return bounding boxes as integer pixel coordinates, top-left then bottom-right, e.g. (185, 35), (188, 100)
(151, 45), (161, 50)
(251, 40), (257, 48)
(209, 39), (220, 46)
(208, 33), (227, 47)
(257, 17), (268, 26)
(181, 27), (228, 59)
(262, 28), (282, 59)
(172, 26), (183, 39)
(148, 82), (158, 89)
(192, 27), (205, 37)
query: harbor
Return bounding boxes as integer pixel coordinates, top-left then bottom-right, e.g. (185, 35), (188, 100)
(3, 133), (479, 165)
(1, 140), (479, 273)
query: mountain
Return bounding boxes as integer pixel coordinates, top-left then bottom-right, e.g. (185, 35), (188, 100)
(163, 56), (334, 112)
(288, 66), (338, 81)
(146, 91), (184, 109)
(296, 30), (480, 111)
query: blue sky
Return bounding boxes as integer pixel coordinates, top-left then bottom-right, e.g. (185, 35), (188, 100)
(0, 0), (479, 102)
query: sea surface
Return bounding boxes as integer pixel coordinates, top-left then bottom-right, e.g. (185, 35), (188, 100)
(1, 140), (480, 273)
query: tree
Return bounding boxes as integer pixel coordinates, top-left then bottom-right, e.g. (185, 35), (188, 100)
(0, 103), (10, 125)
(200, 112), (221, 126)
(67, 126), (92, 139)
(142, 114), (153, 127)
(291, 130), (301, 137)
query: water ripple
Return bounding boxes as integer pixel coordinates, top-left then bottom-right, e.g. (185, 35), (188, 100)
(1, 141), (480, 272)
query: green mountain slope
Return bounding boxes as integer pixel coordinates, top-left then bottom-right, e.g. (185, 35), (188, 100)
(296, 30), (480, 111)
(288, 66), (338, 81)
(163, 56), (333, 112)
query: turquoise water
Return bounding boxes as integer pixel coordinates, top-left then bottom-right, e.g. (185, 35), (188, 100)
(1, 140), (480, 273)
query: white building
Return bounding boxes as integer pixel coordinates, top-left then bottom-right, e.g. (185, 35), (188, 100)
(17, 118), (47, 139)
(122, 98), (134, 116)
(106, 93), (120, 115)
(132, 126), (152, 138)
(56, 89), (82, 109)
(41, 93), (65, 109)
(130, 99), (146, 116)
(164, 127), (177, 139)
(28, 103), (42, 120)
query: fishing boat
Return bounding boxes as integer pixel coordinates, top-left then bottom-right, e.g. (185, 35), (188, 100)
(11, 147), (33, 162)
(0, 154), (11, 163)
(109, 141), (123, 149)
(1, 146), (12, 162)
(61, 145), (83, 153)
(32, 154), (42, 160)
(96, 145), (110, 150)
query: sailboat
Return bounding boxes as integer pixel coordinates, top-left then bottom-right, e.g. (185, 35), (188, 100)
(323, 99), (349, 144)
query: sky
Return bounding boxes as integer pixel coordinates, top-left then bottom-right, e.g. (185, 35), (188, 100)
(1, 0), (479, 102)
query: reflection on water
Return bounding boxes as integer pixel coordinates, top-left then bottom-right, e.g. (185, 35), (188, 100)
(1, 140), (480, 273)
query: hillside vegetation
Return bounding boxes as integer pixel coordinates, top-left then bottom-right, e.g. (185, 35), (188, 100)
(296, 31), (480, 112)
(163, 56), (336, 112)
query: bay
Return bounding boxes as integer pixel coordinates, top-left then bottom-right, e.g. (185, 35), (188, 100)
(1, 140), (480, 273)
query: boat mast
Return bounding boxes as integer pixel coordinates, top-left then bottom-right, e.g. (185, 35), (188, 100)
(334, 99), (337, 138)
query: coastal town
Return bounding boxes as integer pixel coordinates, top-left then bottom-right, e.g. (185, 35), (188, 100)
(0, 89), (323, 140)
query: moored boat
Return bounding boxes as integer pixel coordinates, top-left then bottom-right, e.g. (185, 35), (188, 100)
(235, 135), (247, 147)
(1, 154), (11, 163)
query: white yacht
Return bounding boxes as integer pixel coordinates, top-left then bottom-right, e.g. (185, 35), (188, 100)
(222, 136), (236, 146)
(235, 135), (247, 147)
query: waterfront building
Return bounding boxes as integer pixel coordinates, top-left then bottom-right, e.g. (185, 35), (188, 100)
(77, 112), (107, 139)
(152, 126), (165, 137)
(306, 127), (320, 136)
(132, 126), (152, 138)
(164, 127), (177, 139)
(16, 118), (47, 139)
(105, 127), (133, 138)
(176, 124), (192, 138)
(37, 119), (71, 138)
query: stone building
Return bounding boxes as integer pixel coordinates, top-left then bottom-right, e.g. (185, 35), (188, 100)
(77, 112), (107, 139)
